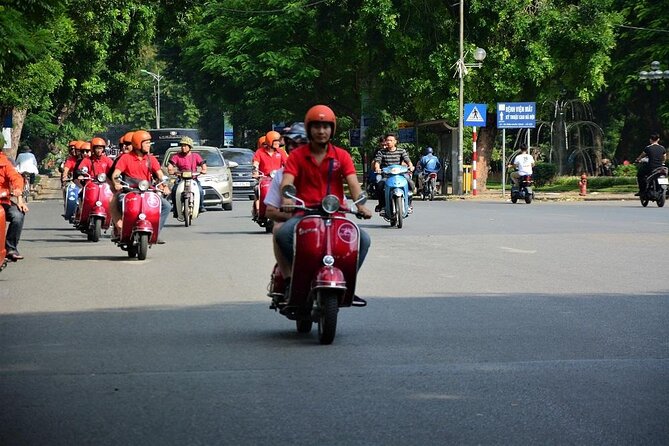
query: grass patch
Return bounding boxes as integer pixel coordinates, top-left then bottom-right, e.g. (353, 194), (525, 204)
(486, 176), (637, 193)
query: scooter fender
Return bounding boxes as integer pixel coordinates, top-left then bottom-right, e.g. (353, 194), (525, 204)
(313, 266), (347, 293)
(132, 218), (154, 237)
(258, 176), (273, 219)
(90, 204), (110, 229)
(175, 179), (200, 220)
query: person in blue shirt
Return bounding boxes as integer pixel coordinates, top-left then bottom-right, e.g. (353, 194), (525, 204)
(416, 147), (441, 192)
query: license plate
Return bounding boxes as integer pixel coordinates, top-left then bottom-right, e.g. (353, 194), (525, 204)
(233, 182), (251, 187)
(658, 177), (668, 185)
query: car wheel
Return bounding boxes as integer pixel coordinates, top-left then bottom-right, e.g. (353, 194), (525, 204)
(223, 202), (233, 211)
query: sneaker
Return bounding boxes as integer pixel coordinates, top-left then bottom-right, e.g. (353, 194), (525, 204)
(6, 251), (24, 261)
(374, 204), (382, 212)
(156, 238), (166, 244)
(352, 295), (367, 307)
(634, 192), (640, 197)
(379, 210), (386, 218)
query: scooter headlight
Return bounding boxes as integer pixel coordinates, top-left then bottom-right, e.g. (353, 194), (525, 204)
(138, 213), (146, 220)
(323, 255), (335, 266)
(138, 180), (150, 191)
(96, 173), (107, 182)
(390, 167), (402, 175)
(321, 195), (340, 214)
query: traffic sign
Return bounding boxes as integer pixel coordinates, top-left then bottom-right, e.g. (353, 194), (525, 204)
(497, 102), (536, 128)
(464, 103), (487, 127)
(398, 127), (416, 143)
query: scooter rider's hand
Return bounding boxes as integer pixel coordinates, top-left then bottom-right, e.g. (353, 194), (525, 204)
(355, 204), (373, 220)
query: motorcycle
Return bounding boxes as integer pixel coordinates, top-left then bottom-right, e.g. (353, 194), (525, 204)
(0, 191), (7, 272)
(253, 171), (275, 233)
(511, 174), (534, 204)
(419, 171), (438, 201)
(639, 163), (668, 208)
(77, 172), (113, 242)
(173, 171), (202, 227)
(267, 185), (367, 345)
(62, 179), (80, 222)
(113, 179), (165, 260)
(378, 164), (411, 228)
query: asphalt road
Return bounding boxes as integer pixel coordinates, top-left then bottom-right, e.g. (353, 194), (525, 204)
(1, 197), (668, 445)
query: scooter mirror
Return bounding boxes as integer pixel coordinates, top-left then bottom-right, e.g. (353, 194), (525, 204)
(282, 184), (297, 199)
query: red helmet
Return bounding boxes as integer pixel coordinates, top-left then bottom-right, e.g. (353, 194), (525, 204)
(264, 130), (281, 148)
(91, 137), (106, 148)
(304, 105), (336, 136)
(68, 140), (78, 149)
(122, 131), (135, 144)
(131, 130), (152, 150)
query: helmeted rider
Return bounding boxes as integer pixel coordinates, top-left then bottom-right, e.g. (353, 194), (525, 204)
(275, 105), (372, 299)
(109, 130), (171, 243)
(73, 142), (93, 188)
(77, 137), (114, 179)
(252, 130), (287, 220)
(634, 133), (667, 196)
(373, 132), (415, 214)
(167, 136), (207, 214)
(416, 146), (441, 192)
(61, 140), (84, 186)
(107, 131), (134, 179)
(509, 144), (534, 186)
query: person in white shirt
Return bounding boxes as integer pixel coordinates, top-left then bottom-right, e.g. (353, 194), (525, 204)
(15, 146), (39, 183)
(510, 144), (534, 185)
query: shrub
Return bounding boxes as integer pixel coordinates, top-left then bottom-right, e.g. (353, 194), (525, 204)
(532, 162), (558, 186)
(613, 164), (637, 177)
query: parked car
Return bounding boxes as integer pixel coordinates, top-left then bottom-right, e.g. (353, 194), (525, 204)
(219, 147), (256, 200)
(161, 146), (235, 210)
(151, 128), (201, 163)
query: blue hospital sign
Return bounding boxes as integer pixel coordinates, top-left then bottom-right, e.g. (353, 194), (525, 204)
(497, 102), (536, 129)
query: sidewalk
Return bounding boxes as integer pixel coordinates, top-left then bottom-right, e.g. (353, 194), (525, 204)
(432, 189), (636, 202)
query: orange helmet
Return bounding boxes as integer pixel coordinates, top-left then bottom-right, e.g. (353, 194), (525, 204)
(122, 131), (135, 144)
(257, 136), (266, 150)
(264, 130), (281, 148)
(68, 140), (78, 149)
(305, 105), (336, 135)
(131, 130), (152, 150)
(79, 142), (91, 152)
(91, 137), (106, 148)
(74, 140), (85, 150)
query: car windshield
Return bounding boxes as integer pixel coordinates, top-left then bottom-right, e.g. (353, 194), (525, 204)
(193, 150), (224, 167)
(221, 149), (253, 165)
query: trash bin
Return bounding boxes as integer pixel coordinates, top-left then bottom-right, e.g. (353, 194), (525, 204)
(463, 164), (472, 193)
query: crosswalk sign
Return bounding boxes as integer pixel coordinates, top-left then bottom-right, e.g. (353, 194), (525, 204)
(464, 103), (487, 127)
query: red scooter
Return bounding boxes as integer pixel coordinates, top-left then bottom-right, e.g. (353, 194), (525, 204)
(113, 179), (164, 260)
(268, 185), (367, 345)
(0, 191), (8, 272)
(253, 171), (275, 233)
(77, 173), (113, 242)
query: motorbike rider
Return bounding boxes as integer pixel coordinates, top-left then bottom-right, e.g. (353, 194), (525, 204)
(61, 140), (84, 185)
(416, 147), (441, 191)
(373, 132), (415, 214)
(264, 122), (308, 279)
(15, 145), (39, 187)
(167, 136), (207, 214)
(0, 135), (29, 261)
(77, 137), (114, 179)
(109, 130), (171, 243)
(634, 133), (667, 196)
(252, 130), (287, 220)
(276, 105), (372, 297)
(107, 132), (134, 178)
(73, 142), (93, 188)
(510, 144), (534, 186)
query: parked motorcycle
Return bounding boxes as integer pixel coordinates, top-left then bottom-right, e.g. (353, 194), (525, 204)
(511, 175), (534, 204)
(267, 185), (367, 345)
(173, 171), (201, 227)
(378, 164), (411, 228)
(77, 173), (113, 241)
(62, 179), (80, 222)
(419, 171), (438, 201)
(253, 172), (275, 233)
(639, 164), (668, 208)
(113, 179), (164, 260)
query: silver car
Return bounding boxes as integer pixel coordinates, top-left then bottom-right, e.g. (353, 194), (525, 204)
(162, 146), (236, 210)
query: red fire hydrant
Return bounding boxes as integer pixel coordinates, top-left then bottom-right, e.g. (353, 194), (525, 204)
(579, 173), (587, 196)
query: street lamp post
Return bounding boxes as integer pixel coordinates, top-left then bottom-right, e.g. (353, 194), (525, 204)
(141, 69), (163, 129)
(455, 45), (486, 195)
(638, 61), (669, 132)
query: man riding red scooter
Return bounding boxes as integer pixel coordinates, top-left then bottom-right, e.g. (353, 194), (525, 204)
(270, 105), (372, 344)
(252, 130), (287, 226)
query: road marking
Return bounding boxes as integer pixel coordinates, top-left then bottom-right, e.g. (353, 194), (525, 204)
(500, 246), (537, 254)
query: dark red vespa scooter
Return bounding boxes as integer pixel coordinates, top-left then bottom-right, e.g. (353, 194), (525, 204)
(77, 173), (113, 242)
(254, 171), (275, 233)
(113, 179), (163, 260)
(268, 185), (367, 345)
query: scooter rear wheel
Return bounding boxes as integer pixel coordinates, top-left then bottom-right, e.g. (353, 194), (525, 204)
(657, 193), (665, 208)
(318, 291), (339, 345)
(525, 193), (533, 204)
(296, 319), (313, 334)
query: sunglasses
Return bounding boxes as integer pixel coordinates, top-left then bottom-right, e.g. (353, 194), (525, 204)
(81, 150), (91, 153)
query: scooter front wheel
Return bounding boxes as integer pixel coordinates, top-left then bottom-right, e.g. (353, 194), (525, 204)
(394, 195), (404, 229)
(318, 291), (339, 345)
(184, 197), (191, 227)
(91, 218), (102, 242)
(137, 233), (149, 260)
(657, 193), (665, 208)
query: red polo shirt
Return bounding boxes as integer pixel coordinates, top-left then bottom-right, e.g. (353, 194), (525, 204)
(63, 155), (78, 171)
(253, 147), (287, 175)
(78, 155), (114, 177)
(114, 152), (161, 181)
(283, 143), (356, 207)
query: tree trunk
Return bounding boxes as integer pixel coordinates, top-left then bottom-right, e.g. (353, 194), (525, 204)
(476, 110), (498, 192)
(9, 108), (27, 160)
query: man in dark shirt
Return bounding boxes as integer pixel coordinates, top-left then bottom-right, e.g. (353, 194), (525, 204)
(373, 133), (415, 213)
(635, 133), (667, 195)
